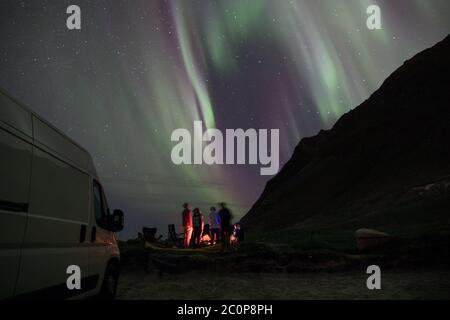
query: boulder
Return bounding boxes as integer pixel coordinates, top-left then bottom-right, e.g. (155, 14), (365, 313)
(355, 228), (390, 251)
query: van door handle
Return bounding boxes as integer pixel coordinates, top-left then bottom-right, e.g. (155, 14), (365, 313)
(91, 226), (97, 242)
(80, 225), (87, 243)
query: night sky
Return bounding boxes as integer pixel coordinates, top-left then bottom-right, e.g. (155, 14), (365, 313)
(1, 0), (449, 239)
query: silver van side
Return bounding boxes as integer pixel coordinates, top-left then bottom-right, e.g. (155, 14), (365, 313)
(0, 89), (124, 300)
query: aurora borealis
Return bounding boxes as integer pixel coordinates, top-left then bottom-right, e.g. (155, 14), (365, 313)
(1, 0), (449, 238)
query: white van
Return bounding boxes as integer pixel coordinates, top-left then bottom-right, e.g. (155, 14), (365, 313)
(0, 89), (124, 300)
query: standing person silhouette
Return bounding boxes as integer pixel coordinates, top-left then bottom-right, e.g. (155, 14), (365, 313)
(181, 203), (192, 248)
(209, 206), (221, 245)
(218, 202), (233, 252)
(192, 208), (204, 248)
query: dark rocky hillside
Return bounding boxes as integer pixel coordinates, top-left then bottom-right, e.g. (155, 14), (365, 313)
(241, 35), (450, 245)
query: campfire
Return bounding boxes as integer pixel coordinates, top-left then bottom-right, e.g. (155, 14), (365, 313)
(200, 223), (212, 246)
(201, 233), (212, 246)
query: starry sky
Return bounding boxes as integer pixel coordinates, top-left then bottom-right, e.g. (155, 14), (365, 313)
(1, 0), (449, 239)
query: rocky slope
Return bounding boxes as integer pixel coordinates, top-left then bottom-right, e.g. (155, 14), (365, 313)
(241, 35), (450, 243)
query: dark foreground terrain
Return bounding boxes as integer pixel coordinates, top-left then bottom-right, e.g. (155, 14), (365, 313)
(116, 239), (450, 300)
(117, 268), (450, 300)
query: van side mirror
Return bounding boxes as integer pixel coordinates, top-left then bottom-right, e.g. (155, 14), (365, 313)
(110, 209), (124, 232)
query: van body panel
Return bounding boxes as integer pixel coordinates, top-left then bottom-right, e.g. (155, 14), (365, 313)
(88, 225), (120, 293)
(32, 116), (97, 177)
(15, 245), (90, 296)
(0, 91), (32, 137)
(0, 125), (33, 299)
(28, 148), (91, 222)
(0, 127), (33, 208)
(15, 146), (91, 296)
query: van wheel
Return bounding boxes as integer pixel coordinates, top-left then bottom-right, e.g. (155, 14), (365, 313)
(99, 262), (119, 300)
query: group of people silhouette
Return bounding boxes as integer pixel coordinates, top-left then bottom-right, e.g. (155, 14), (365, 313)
(181, 202), (234, 252)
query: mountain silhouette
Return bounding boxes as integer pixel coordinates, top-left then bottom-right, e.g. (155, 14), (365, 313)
(241, 35), (450, 244)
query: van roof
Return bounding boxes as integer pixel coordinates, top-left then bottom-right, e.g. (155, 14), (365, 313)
(0, 87), (98, 177)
